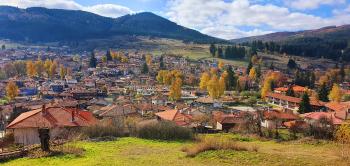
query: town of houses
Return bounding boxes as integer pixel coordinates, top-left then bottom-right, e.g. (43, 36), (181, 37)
(0, 46), (349, 146)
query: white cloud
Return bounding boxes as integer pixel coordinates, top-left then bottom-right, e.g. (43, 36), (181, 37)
(0, 0), (133, 18)
(284, 0), (345, 10)
(201, 26), (273, 39)
(166, 0), (350, 39)
(84, 4), (133, 18)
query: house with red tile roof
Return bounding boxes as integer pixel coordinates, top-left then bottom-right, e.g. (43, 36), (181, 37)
(212, 111), (246, 132)
(155, 109), (192, 127)
(301, 112), (343, 126)
(261, 110), (299, 129)
(266, 92), (325, 112)
(324, 102), (350, 120)
(274, 85), (308, 96)
(6, 105), (97, 145)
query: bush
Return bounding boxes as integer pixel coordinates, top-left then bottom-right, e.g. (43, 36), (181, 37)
(136, 121), (194, 140)
(83, 125), (124, 139)
(303, 118), (335, 140)
(28, 145), (84, 158)
(182, 136), (256, 157)
(0, 132), (14, 148)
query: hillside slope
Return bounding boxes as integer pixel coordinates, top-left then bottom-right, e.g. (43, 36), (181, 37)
(0, 6), (224, 43)
(231, 25), (350, 43)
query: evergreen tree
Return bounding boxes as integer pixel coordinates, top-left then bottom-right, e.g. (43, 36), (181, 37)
(141, 62), (149, 74)
(1, 44), (5, 50)
(226, 66), (237, 90)
(209, 44), (216, 57)
(89, 52), (97, 68)
(243, 81), (249, 91)
(318, 83), (329, 102)
(340, 63), (345, 82)
(256, 64), (262, 79)
(159, 56), (165, 70)
(246, 61), (253, 75)
(106, 50), (112, 61)
(217, 47), (223, 58)
(287, 58), (297, 69)
(269, 62), (275, 70)
(286, 86), (295, 97)
(310, 72), (316, 89)
(299, 93), (312, 114)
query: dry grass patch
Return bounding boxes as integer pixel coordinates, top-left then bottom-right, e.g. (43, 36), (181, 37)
(27, 145), (84, 158)
(182, 136), (259, 157)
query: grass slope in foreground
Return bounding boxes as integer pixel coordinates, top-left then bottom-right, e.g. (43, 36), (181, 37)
(3, 135), (349, 166)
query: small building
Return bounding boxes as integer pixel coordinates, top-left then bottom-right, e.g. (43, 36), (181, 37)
(155, 109), (192, 126)
(6, 105), (97, 145)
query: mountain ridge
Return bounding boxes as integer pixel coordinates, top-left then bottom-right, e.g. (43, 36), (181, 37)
(0, 6), (225, 43)
(231, 25), (350, 43)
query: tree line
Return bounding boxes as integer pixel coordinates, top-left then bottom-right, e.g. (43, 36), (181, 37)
(241, 38), (350, 61)
(209, 44), (247, 59)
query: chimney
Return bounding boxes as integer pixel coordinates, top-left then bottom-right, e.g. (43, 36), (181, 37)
(71, 110), (75, 122)
(42, 104), (47, 116)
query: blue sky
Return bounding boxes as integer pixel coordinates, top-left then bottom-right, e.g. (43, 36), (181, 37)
(1, 0), (350, 39)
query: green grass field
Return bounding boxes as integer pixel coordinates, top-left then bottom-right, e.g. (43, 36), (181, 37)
(3, 135), (349, 166)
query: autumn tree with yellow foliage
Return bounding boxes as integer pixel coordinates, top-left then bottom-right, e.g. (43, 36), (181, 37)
(261, 77), (274, 98)
(49, 61), (58, 79)
(26, 60), (36, 78)
(169, 76), (182, 101)
(59, 65), (67, 80)
(35, 59), (45, 77)
(156, 70), (168, 84)
(329, 84), (343, 102)
(146, 54), (152, 66)
(6, 81), (19, 101)
(199, 72), (210, 90)
(249, 67), (257, 80)
(335, 122), (350, 158)
(218, 73), (226, 97)
(218, 61), (225, 70)
(44, 59), (52, 75)
(207, 74), (221, 99)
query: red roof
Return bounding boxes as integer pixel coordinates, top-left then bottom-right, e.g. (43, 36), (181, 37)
(155, 109), (192, 126)
(275, 85), (307, 93)
(267, 92), (325, 107)
(155, 109), (178, 121)
(325, 102), (350, 112)
(302, 112), (343, 125)
(7, 106), (97, 129)
(267, 92), (301, 103)
(264, 110), (299, 120)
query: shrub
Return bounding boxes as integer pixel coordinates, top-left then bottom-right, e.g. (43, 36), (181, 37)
(182, 136), (255, 157)
(303, 118), (335, 140)
(0, 132), (14, 148)
(83, 125), (124, 139)
(28, 145), (84, 158)
(136, 121), (194, 140)
(83, 119), (125, 139)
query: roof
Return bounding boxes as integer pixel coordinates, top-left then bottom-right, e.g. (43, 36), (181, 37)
(7, 106), (97, 129)
(267, 92), (301, 103)
(325, 102), (350, 112)
(267, 92), (325, 107)
(302, 112), (343, 125)
(155, 109), (178, 121)
(99, 104), (137, 117)
(263, 110), (299, 120)
(274, 85), (307, 93)
(212, 111), (248, 124)
(283, 120), (308, 128)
